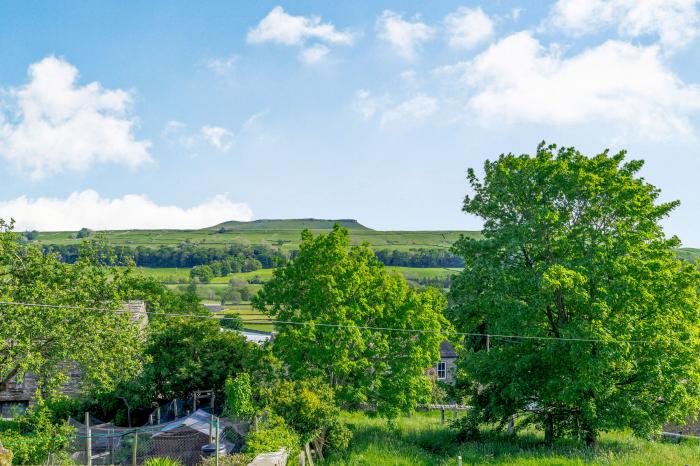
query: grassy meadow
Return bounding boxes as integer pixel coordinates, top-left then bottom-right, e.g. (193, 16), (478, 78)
(32, 219), (480, 253)
(323, 411), (700, 466)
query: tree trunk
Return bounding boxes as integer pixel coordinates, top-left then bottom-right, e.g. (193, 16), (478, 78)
(544, 413), (554, 446)
(583, 423), (598, 448)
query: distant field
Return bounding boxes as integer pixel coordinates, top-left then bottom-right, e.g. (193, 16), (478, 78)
(677, 248), (700, 263)
(134, 265), (456, 285)
(33, 218), (480, 253)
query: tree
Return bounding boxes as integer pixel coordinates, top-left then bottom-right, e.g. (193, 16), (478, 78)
(122, 317), (251, 407)
(254, 225), (449, 419)
(0, 219), (143, 398)
(76, 227), (92, 239)
(449, 143), (700, 446)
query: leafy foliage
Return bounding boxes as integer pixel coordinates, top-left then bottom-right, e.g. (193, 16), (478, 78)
(0, 219), (144, 397)
(243, 414), (300, 457)
(449, 143), (700, 445)
(0, 398), (74, 465)
(254, 225), (450, 420)
(265, 379), (341, 444)
(142, 457), (185, 466)
(224, 373), (255, 420)
(122, 317), (251, 408)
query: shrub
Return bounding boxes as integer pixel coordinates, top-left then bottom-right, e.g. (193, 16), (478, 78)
(143, 457), (184, 466)
(243, 415), (299, 457)
(201, 453), (254, 466)
(0, 399), (74, 465)
(266, 379), (339, 444)
(450, 411), (480, 442)
(224, 373), (255, 420)
(323, 417), (352, 452)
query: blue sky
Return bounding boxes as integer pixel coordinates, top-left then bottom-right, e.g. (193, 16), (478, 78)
(1, 1), (699, 245)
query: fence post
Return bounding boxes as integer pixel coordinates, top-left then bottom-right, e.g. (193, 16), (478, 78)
(215, 417), (220, 466)
(85, 412), (92, 466)
(457, 456), (462, 466)
(440, 406), (445, 424)
(209, 414), (214, 443)
(131, 432), (138, 466)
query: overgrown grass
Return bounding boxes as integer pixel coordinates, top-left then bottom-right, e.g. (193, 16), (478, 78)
(321, 411), (700, 465)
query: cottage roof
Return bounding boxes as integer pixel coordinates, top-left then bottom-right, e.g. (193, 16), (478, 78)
(440, 341), (457, 358)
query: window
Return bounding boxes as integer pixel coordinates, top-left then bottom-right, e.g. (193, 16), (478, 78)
(436, 361), (447, 380)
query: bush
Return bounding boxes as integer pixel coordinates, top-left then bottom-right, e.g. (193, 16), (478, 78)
(450, 411), (480, 442)
(201, 453), (254, 465)
(243, 415), (299, 457)
(0, 400), (74, 465)
(323, 417), (352, 452)
(224, 373), (255, 419)
(143, 458), (184, 466)
(266, 379), (338, 444)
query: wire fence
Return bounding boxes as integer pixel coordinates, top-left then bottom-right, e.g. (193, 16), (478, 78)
(62, 403), (249, 465)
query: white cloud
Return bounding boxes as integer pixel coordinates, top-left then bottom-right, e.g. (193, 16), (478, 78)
(459, 31), (700, 138)
(206, 55), (238, 75)
(444, 7), (494, 49)
(163, 121), (236, 152)
(376, 11), (435, 59)
(0, 190), (253, 231)
(549, 0), (700, 51)
(299, 44), (330, 64)
(200, 125), (234, 151)
(380, 94), (438, 126)
(353, 90), (382, 120)
(247, 6), (353, 46)
(0, 56), (151, 179)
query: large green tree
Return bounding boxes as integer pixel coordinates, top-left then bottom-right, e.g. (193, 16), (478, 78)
(449, 144), (700, 446)
(0, 219), (144, 398)
(254, 225), (449, 419)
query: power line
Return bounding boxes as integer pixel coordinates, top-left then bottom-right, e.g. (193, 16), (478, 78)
(0, 300), (660, 345)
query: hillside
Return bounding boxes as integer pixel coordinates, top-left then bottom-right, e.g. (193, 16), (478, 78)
(33, 219), (481, 252)
(207, 218), (371, 231)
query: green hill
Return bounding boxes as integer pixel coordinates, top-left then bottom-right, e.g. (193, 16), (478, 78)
(33, 219), (480, 252)
(207, 218), (371, 231)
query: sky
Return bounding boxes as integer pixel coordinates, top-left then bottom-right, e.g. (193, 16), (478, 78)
(1, 1), (699, 245)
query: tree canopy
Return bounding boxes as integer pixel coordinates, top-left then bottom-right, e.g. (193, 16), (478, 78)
(449, 143), (700, 445)
(0, 219), (144, 397)
(254, 225), (450, 419)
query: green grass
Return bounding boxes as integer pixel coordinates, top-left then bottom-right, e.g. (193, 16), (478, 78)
(218, 305), (274, 332)
(32, 219), (480, 253)
(322, 411), (700, 466)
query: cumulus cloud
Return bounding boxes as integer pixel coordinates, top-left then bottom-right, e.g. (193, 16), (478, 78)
(444, 7), (494, 49)
(0, 190), (253, 231)
(299, 44), (330, 64)
(247, 5), (353, 64)
(457, 32), (700, 137)
(200, 125), (234, 151)
(549, 0), (700, 51)
(376, 11), (435, 59)
(0, 56), (151, 179)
